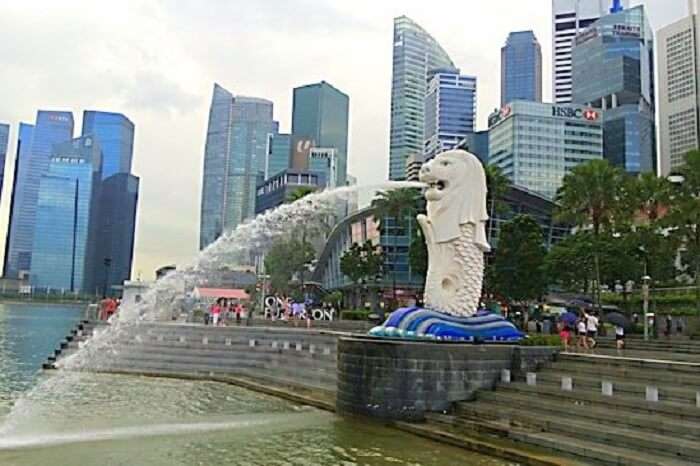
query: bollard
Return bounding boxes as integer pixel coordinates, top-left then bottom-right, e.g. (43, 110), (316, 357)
(249, 339), (256, 348)
(696, 392), (700, 408)
(526, 372), (537, 386)
(309, 344), (316, 354)
(225, 338), (231, 346)
(323, 347), (331, 356)
(296, 343), (303, 351)
(283, 341), (290, 350)
(202, 337), (208, 345)
(646, 386), (659, 402)
(158, 335), (164, 342)
(272, 341), (278, 349)
(501, 369), (511, 384)
(561, 376), (573, 392)
(179, 336), (186, 343)
(135, 335), (142, 343)
(602, 381), (613, 397)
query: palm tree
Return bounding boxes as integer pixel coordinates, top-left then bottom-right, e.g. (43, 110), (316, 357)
(667, 150), (700, 311)
(483, 164), (510, 244)
(556, 159), (625, 309)
(371, 188), (422, 233)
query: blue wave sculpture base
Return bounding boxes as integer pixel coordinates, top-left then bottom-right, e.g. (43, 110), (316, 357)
(369, 307), (523, 342)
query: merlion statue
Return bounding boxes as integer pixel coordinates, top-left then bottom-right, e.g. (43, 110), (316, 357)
(370, 149), (522, 341)
(417, 150), (490, 316)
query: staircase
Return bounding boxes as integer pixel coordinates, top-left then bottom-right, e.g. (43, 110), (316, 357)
(428, 352), (700, 465)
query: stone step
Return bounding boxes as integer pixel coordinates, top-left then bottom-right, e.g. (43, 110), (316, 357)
(495, 382), (700, 422)
(549, 360), (700, 387)
(456, 399), (700, 461)
(538, 370), (700, 405)
(509, 430), (697, 466)
(557, 353), (700, 374)
(466, 390), (700, 440)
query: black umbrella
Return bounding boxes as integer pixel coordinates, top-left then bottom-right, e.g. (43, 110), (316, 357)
(605, 312), (631, 330)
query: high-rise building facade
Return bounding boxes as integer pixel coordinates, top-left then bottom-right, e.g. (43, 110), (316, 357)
(4, 111), (74, 279)
(463, 130), (490, 163)
(423, 69), (477, 160)
(200, 84), (275, 249)
(0, 123), (9, 200)
(81, 111), (135, 179)
(658, 0), (700, 175)
(501, 31), (543, 106)
(552, 0), (630, 104)
(291, 81), (349, 187)
(265, 130), (291, 180)
(93, 173), (140, 296)
(572, 5), (656, 174)
(31, 136), (102, 292)
(489, 101), (604, 200)
(389, 16), (455, 180)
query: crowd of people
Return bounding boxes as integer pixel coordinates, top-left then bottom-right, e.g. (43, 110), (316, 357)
(205, 298), (247, 326)
(557, 311), (628, 353)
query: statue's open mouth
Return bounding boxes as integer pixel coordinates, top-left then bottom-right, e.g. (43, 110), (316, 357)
(427, 180), (446, 191)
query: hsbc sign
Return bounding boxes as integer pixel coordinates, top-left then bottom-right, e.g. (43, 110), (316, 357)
(552, 106), (599, 121)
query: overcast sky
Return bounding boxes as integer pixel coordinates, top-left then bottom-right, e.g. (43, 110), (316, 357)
(0, 0), (689, 279)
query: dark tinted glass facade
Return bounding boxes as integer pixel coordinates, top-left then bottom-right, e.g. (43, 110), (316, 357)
(501, 31), (543, 106)
(571, 6), (656, 173)
(265, 132), (291, 180)
(4, 111), (74, 279)
(93, 173), (139, 296)
(82, 111), (135, 179)
(0, 123), (8, 204)
(291, 81), (349, 187)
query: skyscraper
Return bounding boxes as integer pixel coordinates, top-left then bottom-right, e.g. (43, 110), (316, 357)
(489, 101), (604, 200)
(501, 31), (543, 106)
(93, 173), (140, 296)
(657, 0), (700, 175)
(572, 5), (656, 174)
(4, 111), (74, 279)
(389, 16), (455, 180)
(30, 135), (102, 292)
(424, 69), (477, 159)
(291, 81), (349, 187)
(552, 0), (630, 104)
(0, 123), (9, 200)
(200, 84), (275, 249)
(82, 111), (135, 179)
(265, 124), (291, 180)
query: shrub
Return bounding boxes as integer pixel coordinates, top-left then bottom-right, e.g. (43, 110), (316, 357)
(521, 335), (562, 347)
(340, 310), (371, 321)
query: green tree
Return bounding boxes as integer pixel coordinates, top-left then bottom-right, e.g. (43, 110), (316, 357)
(287, 186), (317, 203)
(371, 188), (421, 232)
(340, 241), (384, 308)
(667, 150), (700, 310)
(556, 160), (626, 309)
(545, 232), (596, 292)
(484, 164), (510, 243)
(409, 229), (428, 277)
(264, 238), (315, 295)
(491, 215), (547, 304)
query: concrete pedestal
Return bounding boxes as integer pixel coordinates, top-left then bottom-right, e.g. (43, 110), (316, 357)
(336, 336), (556, 421)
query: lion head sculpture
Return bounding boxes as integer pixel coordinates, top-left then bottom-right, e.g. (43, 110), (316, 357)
(418, 150), (490, 251)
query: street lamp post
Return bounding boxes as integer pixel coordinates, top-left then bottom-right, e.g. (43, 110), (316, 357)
(642, 275), (651, 341)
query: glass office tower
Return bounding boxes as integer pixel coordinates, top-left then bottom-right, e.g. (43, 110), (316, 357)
(572, 5), (656, 174)
(389, 16), (455, 180)
(93, 173), (139, 296)
(265, 131), (291, 180)
(501, 31), (543, 106)
(82, 111), (135, 179)
(291, 81), (349, 187)
(0, 123), (8, 202)
(200, 83), (275, 249)
(31, 136), (102, 292)
(424, 69), (477, 159)
(552, 0), (630, 104)
(4, 111), (74, 279)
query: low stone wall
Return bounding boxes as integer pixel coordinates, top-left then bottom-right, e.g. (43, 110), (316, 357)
(336, 336), (557, 421)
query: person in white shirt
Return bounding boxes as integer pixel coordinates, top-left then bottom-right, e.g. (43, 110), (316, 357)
(586, 312), (599, 349)
(576, 318), (588, 351)
(615, 325), (625, 351)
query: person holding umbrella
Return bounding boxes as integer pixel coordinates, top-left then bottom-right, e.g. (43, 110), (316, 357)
(605, 312), (631, 352)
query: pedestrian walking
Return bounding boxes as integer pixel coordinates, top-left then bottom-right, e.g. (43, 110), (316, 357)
(664, 314), (673, 338)
(586, 312), (599, 350)
(576, 318), (588, 351)
(615, 325), (625, 352)
(211, 298), (223, 327)
(559, 324), (571, 352)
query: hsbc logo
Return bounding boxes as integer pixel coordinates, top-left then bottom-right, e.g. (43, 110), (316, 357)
(552, 106), (599, 121)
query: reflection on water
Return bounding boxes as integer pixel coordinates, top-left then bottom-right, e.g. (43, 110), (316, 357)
(0, 303), (82, 417)
(0, 373), (512, 466)
(0, 303), (513, 466)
